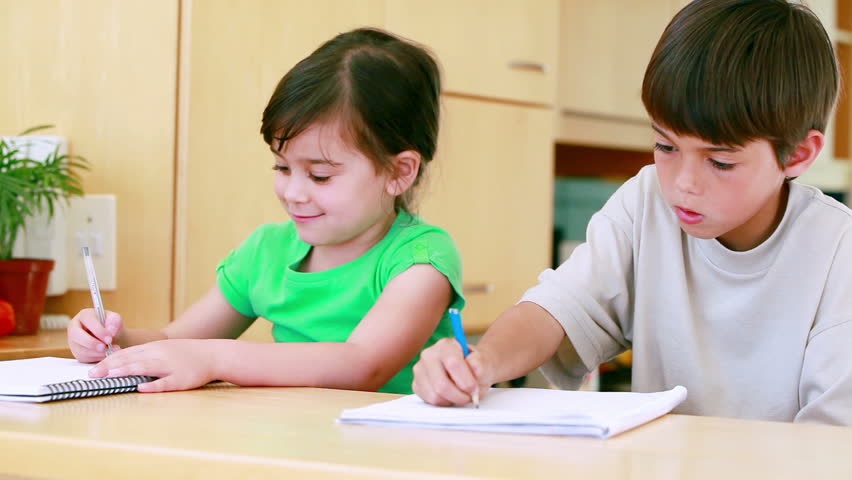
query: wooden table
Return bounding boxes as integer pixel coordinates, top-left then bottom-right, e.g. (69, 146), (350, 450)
(0, 386), (850, 479)
(0, 330), (71, 361)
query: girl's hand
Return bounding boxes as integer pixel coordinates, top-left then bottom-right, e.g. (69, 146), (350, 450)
(67, 308), (123, 363)
(412, 338), (494, 406)
(88, 339), (217, 393)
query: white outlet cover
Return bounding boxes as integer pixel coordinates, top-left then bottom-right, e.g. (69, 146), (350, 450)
(66, 194), (117, 291)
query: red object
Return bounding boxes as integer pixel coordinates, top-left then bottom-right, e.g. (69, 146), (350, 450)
(0, 299), (15, 336)
(0, 259), (54, 335)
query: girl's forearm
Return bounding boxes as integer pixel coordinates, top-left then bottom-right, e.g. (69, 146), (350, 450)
(205, 339), (388, 391)
(115, 328), (168, 347)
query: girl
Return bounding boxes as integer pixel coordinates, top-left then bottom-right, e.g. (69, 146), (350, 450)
(67, 27), (464, 395)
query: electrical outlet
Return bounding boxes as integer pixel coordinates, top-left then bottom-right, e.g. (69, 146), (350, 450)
(67, 194), (117, 291)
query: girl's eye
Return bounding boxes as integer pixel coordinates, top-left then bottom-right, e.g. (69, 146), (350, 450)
(710, 159), (734, 171)
(272, 164), (290, 174)
(310, 174), (331, 184)
(654, 142), (675, 153)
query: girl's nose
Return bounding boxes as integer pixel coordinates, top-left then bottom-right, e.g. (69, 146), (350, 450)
(281, 175), (309, 203)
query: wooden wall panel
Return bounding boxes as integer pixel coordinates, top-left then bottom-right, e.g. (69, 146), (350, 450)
(0, 1), (178, 328)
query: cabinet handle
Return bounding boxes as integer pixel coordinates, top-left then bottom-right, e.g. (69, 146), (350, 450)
(463, 283), (495, 294)
(507, 60), (550, 73)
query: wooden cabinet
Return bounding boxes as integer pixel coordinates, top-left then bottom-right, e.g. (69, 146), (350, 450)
(557, 0), (676, 121)
(420, 97), (553, 333)
(385, 0), (559, 106)
(555, 0), (679, 150)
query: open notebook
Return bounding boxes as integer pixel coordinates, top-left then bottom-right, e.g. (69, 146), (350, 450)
(0, 357), (155, 403)
(339, 386), (687, 439)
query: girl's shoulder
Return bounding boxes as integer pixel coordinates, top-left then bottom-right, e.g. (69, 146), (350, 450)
(238, 221), (304, 257)
(385, 213), (458, 253)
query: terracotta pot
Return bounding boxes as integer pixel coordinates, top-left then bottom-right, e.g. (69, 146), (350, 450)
(0, 259), (55, 335)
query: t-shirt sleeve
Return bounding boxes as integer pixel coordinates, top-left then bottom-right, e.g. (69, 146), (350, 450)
(216, 226), (269, 318)
(523, 175), (638, 389)
(796, 231), (852, 425)
(380, 229), (465, 311)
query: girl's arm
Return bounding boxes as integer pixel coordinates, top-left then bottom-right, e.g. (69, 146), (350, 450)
(68, 286), (253, 362)
(91, 264), (453, 392)
(115, 286), (256, 346)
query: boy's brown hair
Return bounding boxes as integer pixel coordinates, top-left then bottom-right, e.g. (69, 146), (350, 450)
(642, 0), (839, 165)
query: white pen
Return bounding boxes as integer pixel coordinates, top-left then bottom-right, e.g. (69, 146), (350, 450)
(82, 246), (114, 355)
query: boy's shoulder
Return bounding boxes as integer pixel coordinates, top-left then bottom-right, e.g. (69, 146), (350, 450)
(788, 183), (852, 237)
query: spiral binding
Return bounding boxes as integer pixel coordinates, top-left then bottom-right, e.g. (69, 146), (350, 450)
(44, 376), (156, 401)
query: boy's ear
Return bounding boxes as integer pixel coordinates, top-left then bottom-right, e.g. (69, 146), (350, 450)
(386, 150), (421, 196)
(782, 130), (824, 178)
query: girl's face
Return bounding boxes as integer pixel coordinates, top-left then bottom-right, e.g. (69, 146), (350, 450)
(652, 124), (791, 251)
(271, 120), (397, 263)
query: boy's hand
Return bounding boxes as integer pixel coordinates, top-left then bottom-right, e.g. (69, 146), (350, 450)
(412, 337), (493, 406)
(67, 308), (123, 363)
(88, 339), (216, 393)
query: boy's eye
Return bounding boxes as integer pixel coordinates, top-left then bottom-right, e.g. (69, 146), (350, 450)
(654, 142), (675, 153)
(710, 159), (734, 170)
(272, 164), (290, 174)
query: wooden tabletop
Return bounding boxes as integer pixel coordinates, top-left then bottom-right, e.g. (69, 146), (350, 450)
(0, 330), (71, 361)
(0, 386), (850, 479)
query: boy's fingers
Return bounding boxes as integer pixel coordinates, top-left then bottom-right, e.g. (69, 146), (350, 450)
(443, 351), (480, 402)
(414, 340), (470, 405)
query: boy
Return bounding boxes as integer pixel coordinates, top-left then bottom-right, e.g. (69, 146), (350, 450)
(412, 0), (852, 424)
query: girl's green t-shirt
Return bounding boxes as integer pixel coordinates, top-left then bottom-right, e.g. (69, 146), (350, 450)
(216, 211), (465, 394)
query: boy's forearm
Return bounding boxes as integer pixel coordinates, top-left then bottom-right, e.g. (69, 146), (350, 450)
(207, 339), (386, 391)
(477, 301), (567, 384)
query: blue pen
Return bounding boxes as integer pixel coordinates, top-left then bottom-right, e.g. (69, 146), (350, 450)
(448, 308), (479, 408)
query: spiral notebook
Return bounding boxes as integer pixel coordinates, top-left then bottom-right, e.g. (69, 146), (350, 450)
(0, 356), (155, 403)
(339, 386), (687, 439)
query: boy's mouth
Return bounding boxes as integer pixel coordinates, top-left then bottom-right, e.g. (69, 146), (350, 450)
(675, 206), (704, 225)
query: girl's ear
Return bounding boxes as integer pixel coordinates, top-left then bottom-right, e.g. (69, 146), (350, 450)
(386, 150), (421, 196)
(782, 130), (824, 178)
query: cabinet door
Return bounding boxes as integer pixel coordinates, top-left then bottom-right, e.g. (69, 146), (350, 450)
(558, 0), (678, 121)
(420, 97), (553, 333)
(175, 1), (385, 315)
(385, 0), (558, 106)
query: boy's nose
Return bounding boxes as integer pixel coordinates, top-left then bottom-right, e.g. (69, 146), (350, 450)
(675, 161), (702, 195)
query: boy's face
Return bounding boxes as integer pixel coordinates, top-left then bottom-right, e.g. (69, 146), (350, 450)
(652, 124), (790, 251)
(270, 120), (396, 257)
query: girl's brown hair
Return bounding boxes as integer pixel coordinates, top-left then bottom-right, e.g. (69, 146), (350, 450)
(261, 28), (441, 213)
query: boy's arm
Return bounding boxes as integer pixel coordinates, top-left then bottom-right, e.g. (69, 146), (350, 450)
(413, 301), (571, 406)
(94, 264), (452, 392)
(475, 301), (570, 384)
(796, 319), (852, 425)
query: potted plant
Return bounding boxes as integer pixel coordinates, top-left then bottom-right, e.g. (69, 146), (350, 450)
(0, 125), (87, 335)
